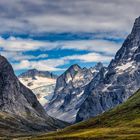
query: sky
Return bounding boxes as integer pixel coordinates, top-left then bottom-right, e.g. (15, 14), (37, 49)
(0, 0), (140, 75)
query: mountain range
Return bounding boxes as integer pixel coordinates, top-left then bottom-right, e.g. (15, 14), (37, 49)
(0, 16), (140, 139)
(44, 17), (140, 123)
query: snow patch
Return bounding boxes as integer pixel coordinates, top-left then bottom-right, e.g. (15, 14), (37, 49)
(19, 76), (56, 106)
(115, 61), (135, 73)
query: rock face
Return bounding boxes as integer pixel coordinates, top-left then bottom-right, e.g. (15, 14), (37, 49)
(76, 17), (140, 122)
(46, 63), (104, 123)
(19, 69), (57, 106)
(0, 55), (67, 133)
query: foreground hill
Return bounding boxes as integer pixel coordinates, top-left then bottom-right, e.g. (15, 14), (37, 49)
(29, 89), (140, 140)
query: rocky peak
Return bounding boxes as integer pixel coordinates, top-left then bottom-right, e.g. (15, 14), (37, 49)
(109, 17), (140, 69)
(90, 62), (104, 73)
(68, 64), (81, 70)
(131, 16), (140, 35)
(46, 63), (105, 123)
(55, 64), (92, 92)
(65, 64), (81, 77)
(95, 62), (103, 69)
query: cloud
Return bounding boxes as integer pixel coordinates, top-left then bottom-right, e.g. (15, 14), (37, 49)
(0, 36), (54, 51)
(0, 36), (121, 72)
(12, 52), (113, 71)
(0, 0), (139, 35)
(1, 0), (138, 73)
(0, 36), (121, 55)
(12, 59), (67, 71)
(60, 40), (121, 55)
(64, 52), (113, 63)
(0, 50), (48, 61)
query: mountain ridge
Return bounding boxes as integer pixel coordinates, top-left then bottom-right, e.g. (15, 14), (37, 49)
(18, 69), (58, 79)
(46, 62), (105, 123)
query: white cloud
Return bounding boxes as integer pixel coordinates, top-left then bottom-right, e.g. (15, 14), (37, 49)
(0, 51), (48, 61)
(0, 36), (121, 72)
(60, 40), (121, 55)
(12, 52), (112, 71)
(12, 59), (66, 71)
(0, 36), (121, 55)
(0, 0), (138, 73)
(64, 52), (113, 63)
(0, 0), (139, 35)
(0, 37), (55, 51)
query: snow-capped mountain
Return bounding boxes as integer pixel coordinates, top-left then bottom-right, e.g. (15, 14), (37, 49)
(0, 55), (67, 132)
(46, 63), (104, 123)
(76, 17), (140, 122)
(19, 69), (57, 106)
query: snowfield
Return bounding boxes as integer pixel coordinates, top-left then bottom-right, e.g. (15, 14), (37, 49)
(19, 76), (56, 106)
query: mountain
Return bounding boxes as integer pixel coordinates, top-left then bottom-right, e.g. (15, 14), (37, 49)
(0, 55), (68, 137)
(30, 89), (140, 139)
(46, 63), (105, 123)
(76, 16), (140, 122)
(19, 69), (57, 106)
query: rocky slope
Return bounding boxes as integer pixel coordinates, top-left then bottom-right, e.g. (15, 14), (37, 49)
(0, 55), (67, 136)
(19, 69), (57, 106)
(46, 63), (105, 123)
(76, 16), (140, 122)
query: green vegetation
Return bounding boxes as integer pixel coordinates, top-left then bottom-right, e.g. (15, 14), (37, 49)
(28, 89), (140, 140)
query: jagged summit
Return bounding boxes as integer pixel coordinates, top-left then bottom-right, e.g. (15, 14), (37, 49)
(108, 16), (140, 70)
(69, 64), (81, 69)
(46, 62), (104, 123)
(132, 16), (140, 34)
(63, 64), (81, 77)
(90, 62), (104, 73)
(95, 62), (103, 68)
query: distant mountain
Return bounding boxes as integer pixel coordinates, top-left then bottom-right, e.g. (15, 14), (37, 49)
(0, 55), (67, 136)
(19, 69), (57, 106)
(33, 89), (140, 139)
(19, 69), (58, 79)
(46, 63), (105, 123)
(76, 16), (140, 122)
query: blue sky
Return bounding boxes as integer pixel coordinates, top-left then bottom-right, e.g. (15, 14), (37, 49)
(0, 0), (139, 75)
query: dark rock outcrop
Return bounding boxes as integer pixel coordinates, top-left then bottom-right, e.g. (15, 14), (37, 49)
(0, 55), (67, 134)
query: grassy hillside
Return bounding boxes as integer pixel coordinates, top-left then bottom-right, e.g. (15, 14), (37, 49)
(29, 89), (140, 140)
